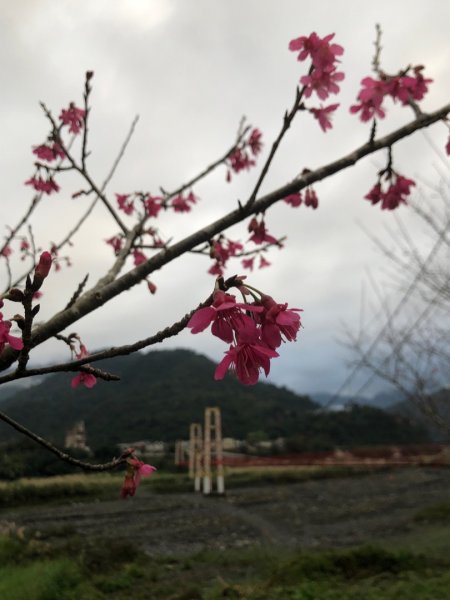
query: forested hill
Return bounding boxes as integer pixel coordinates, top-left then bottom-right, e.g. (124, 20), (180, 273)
(0, 349), (317, 448)
(0, 349), (429, 451)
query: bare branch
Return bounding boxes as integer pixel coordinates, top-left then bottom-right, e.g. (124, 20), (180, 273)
(0, 407), (132, 471)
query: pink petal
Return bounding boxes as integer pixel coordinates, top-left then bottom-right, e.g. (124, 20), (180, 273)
(187, 307), (216, 333)
(83, 374), (97, 389)
(7, 334), (23, 351)
(139, 464), (156, 477)
(211, 318), (234, 343)
(71, 374), (82, 389)
(214, 351), (234, 380)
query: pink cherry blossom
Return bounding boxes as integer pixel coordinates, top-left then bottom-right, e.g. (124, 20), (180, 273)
(172, 192), (197, 212)
(0, 301), (23, 353)
(227, 148), (255, 174)
(144, 195), (162, 218)
(301, 69), (345, 100)
(248, 217), (279, 245)
(445, 135), (450, 156)
(208, 261), (224, 277)
(187, 289), (262, 343)
(309, 103), (339, 132)
(304, 187), (319, 209)
(214, 341), (279, 385)
(364, 174), (415, 210)
(364, 182), (383, 205)
(289, 32), (343, 72)
(132, 249), (147, 266)
(259, 255), (271, 269)
(381, 175), (415, 210)
(350, 77), (388, 121)
(116, 194), (134, 215)
(25, 175), (60, 195)
(71, 371), (97, 389)
(289, 32), (344, 100)
(242, 257), (255, 271)
(284, 192), (302, 207)
(225, 127), (262, 181)
(258, 294), (303, 349)
(121, 458), (156, 498)
(71, 344), (97, 389)
(248, 128), (263, 156)
(106, 235), (123, 255)
(387, 68), (432, 104)
(59, 104), (86, 134)
(32, 143), (65, 162)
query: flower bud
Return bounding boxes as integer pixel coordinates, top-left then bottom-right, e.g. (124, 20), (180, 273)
(32, 251), (52, 291)
(5, 288), (24, 302)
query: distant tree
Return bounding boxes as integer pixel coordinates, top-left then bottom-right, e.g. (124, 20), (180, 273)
(346, 178), (450, 432)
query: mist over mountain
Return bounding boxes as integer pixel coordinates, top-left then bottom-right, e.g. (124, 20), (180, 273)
(312, 390), (403, 410)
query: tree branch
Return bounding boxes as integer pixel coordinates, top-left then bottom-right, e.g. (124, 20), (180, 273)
(0, 407), (132, 471)
(0, 103), (449, 372)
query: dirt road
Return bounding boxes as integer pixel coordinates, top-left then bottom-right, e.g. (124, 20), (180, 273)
(2, 467), (449, 556)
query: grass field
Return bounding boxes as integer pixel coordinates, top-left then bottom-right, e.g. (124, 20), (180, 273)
(1, 528), (450, 599)
(1, 467), (449, 598)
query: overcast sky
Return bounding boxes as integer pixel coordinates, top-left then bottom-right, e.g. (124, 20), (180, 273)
(1, 0), (449, 398)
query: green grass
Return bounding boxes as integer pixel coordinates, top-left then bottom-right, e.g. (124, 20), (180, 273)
(0, 559), (99, 600)
(1, 529), (450, 600)
(414, 501), (450, 524)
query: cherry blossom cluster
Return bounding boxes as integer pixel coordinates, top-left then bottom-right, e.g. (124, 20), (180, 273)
(365, 172), (416, 211)
(115, 191), (200, 217)
(225, 128), (263, 182)
(350, 66), (432, 122)
(188, 282), (302, 385)
(247, 216), (279, 245)
(70, 341), (97, 390)
(24, 103), (85, 196)
(289, 32), (344, 134)
(208, 236), (244, 277)
(241, 254), (271, 272)
(25, 174), (60, 195)
(309, 103), (339, 132)
(121, 454), (156, 498)
(206, 217), (284, 276)
(284, 185), (319, 210)
(59, 103), (86, 134)
(289, 32), (344, 101)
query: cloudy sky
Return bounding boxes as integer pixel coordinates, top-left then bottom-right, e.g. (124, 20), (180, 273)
(1, 0), (449, 398)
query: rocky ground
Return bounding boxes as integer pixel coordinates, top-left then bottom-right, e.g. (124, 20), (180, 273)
(2, 467), (449, 556)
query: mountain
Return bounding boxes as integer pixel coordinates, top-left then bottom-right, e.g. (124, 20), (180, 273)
(0, 349), (316, 448)
(0, 384), (22, 404)
(0, 349), (430, 455)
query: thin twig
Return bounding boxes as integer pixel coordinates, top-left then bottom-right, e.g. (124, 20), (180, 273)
(246, 75), (311, 209)
(0, 407), (132, 471)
